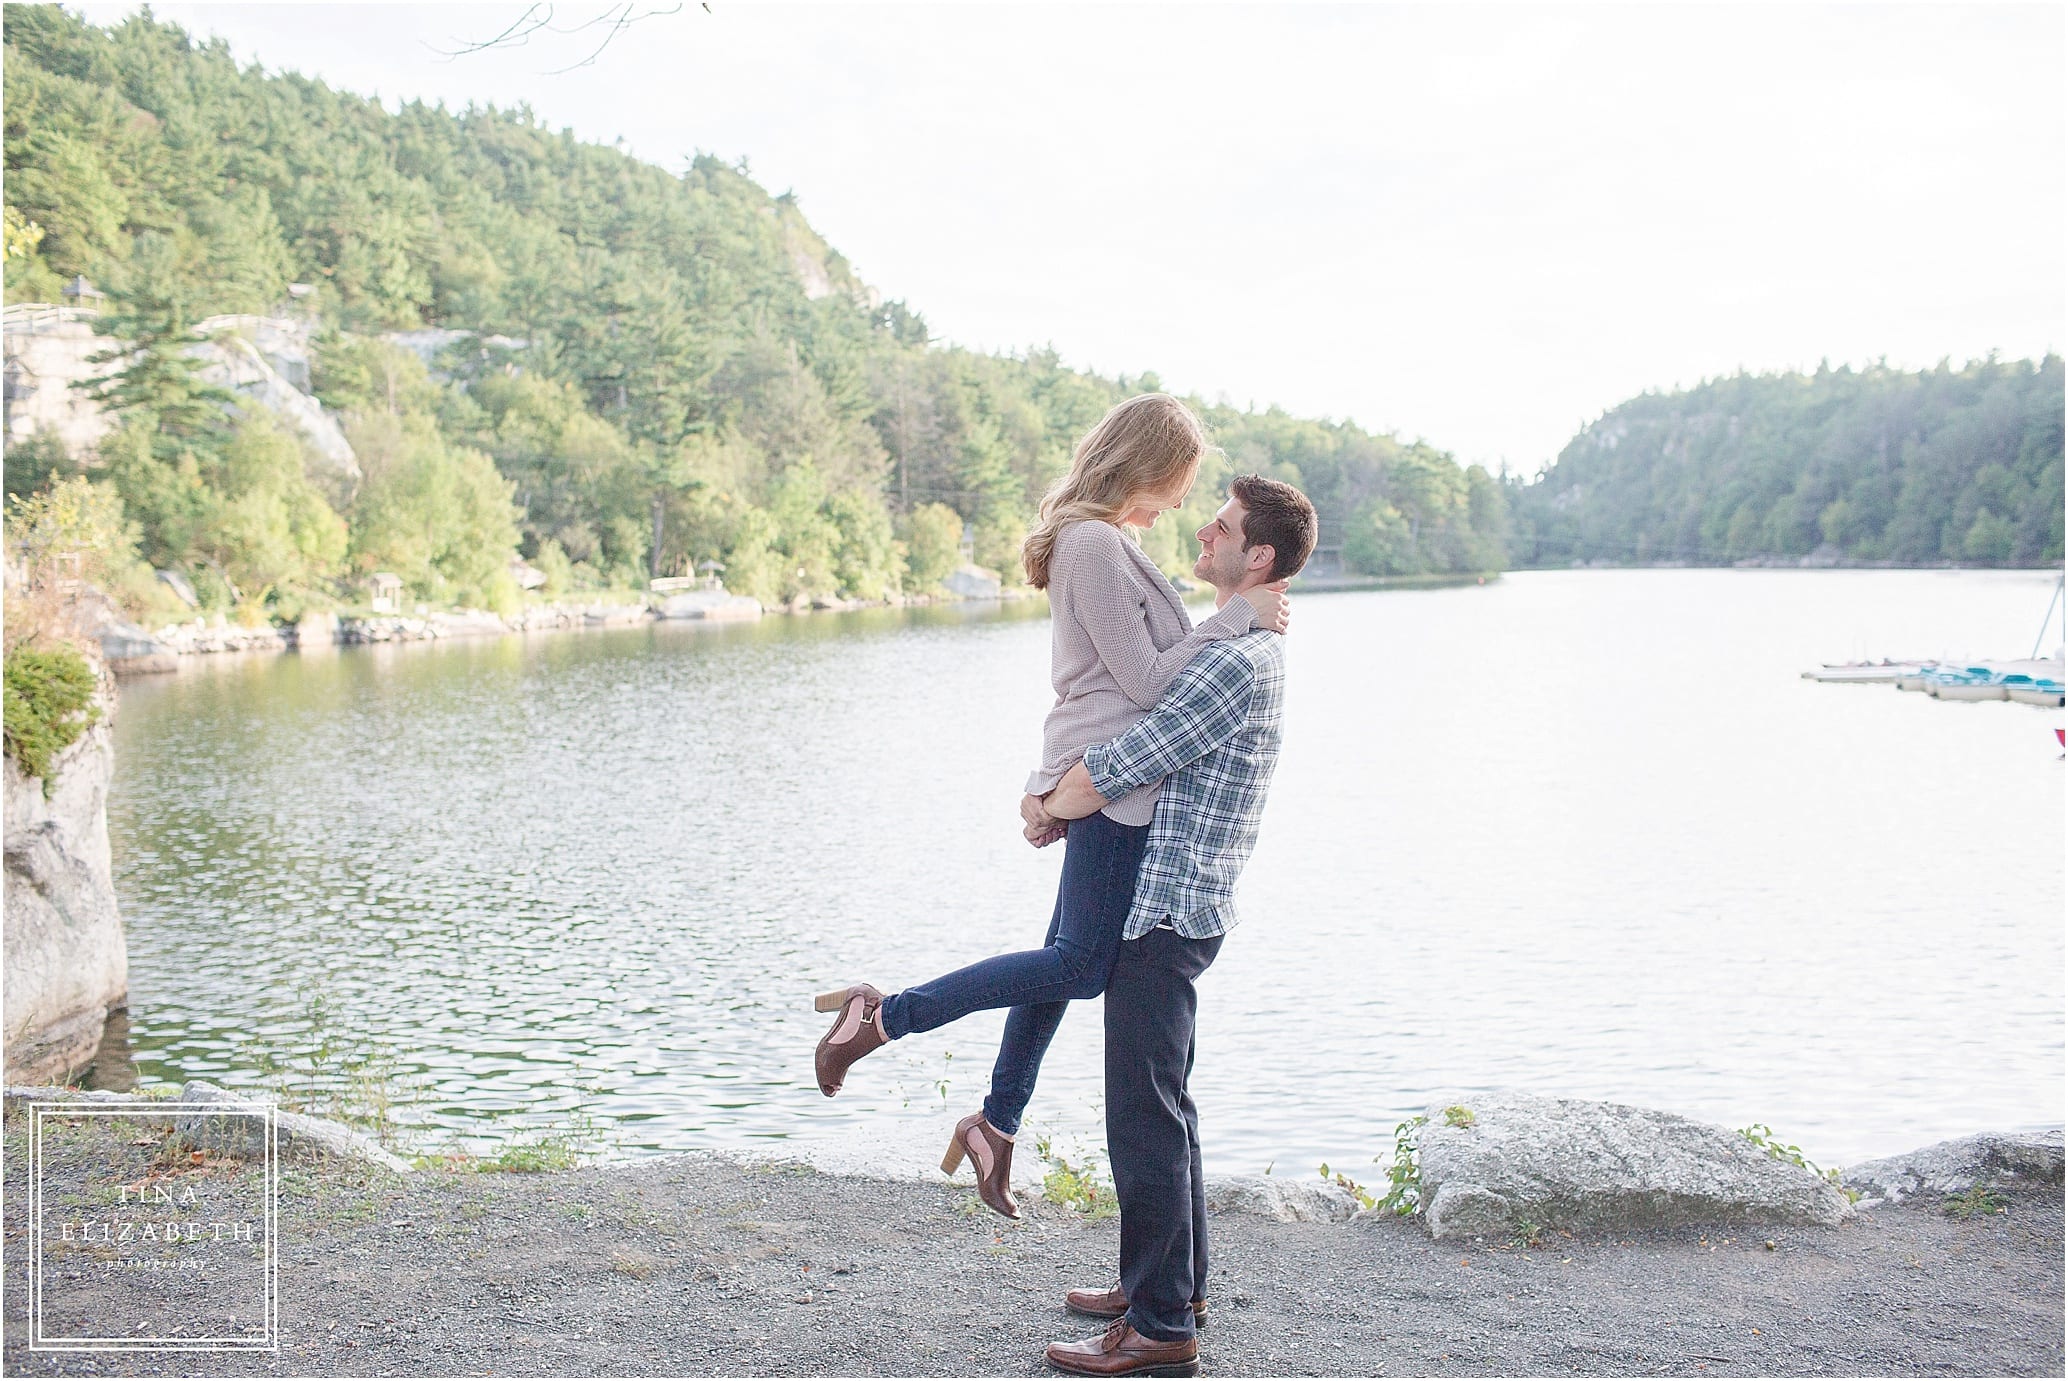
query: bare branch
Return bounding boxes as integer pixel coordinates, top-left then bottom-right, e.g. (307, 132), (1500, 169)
(427, 3), (556, 61)
(430, 1), (693, 71)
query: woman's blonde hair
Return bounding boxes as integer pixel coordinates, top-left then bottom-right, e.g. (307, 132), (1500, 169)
(1021, 393), (1211, 589)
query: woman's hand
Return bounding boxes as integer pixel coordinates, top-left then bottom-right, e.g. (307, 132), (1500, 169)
(1249, 580), (1292, 635)
(1020, 793), (1068, 848)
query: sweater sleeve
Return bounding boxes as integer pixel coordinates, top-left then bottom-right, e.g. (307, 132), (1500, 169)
(1051, 522), (1259, 711)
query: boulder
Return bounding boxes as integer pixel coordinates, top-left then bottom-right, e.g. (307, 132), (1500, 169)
(1841, 1130), (2063, 1207)
(3, 666), (126, 1084)
(654, 590), (760, 622)
(1203, 1174), (1361, 1223)
(942, 564), (1003, 600)
(1415, 1092), (1854, 1240)
(174, 1080), (412, 1177)
(96, 619), (177, 675)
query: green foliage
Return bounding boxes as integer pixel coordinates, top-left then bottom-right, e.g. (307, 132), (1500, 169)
(1738, 1122), (1861, 1203)
(899, 502), (964, 590)
(234, 988), (415, 1149)
(1943, 1185), (2008, 1219)
(1317, 1161), (1378, 1211)
(4, 472), (143, 585)
(1372, 1114), (1428, 1216)
(2, 642), (100, 793)
(1034, 1133), (1118, 1220)
(346, 413), (521, 612)
(1510, 358), (2065, 567)
(2, 2), (1516, 616)
(3, 429), (76, 501)
(1442, 1104), (1476, 1128)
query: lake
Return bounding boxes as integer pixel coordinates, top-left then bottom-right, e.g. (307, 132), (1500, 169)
(100, 569), (2064, 1181)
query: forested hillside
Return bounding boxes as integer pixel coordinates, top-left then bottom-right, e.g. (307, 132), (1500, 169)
(1, 5), (1507, 622)
(1507, 358), (2064, 568)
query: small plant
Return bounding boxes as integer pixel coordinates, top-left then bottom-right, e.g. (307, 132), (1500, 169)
(2, 643), (100, 794)
(234, 990), (419, 1150)
(1443, 1105), (1476, 1129)
(609, 1250), (655, 1279)
(1511, 1217), (1545, 1249)
(482, 1104), (607, 1173)
(1943, 1186), (2008, 1219)
(1034, 1134), (1117, 1220)
(1372, 1114), (1428, 1216)
(1738, 1122), (1861, 1202)
(1318, 1162), (1377, 1211)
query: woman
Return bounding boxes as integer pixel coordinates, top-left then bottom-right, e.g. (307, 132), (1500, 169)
(811, 393), (1289, 1219)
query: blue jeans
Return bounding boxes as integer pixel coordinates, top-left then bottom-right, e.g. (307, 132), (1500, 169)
(877, 810), (1149, 1136)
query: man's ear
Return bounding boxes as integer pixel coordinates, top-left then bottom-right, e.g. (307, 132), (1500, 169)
(1246, 543), (1277, 576)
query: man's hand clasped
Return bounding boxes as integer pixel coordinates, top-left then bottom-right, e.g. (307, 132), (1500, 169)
(1020, 791), (1068, 849)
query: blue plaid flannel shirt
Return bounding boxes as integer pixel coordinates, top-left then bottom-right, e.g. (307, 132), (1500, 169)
(1082, 629), (1285, 939)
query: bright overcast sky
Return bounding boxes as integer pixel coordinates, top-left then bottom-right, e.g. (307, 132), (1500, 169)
(76, 2), (2067, 472)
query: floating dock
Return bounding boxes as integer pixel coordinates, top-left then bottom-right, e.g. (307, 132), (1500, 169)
(1803, 658), (2065, 707)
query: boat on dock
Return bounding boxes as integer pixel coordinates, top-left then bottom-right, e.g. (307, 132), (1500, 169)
(1804, 575), (2066, 710)
(1801, 659), (1933, 684)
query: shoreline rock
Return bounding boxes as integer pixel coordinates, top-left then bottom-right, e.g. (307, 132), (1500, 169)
(2, 1080), (413, 1177)
(1415, 1092), (1858, 1240)
(1841, 1130), (2064, 1207)
(2, 653), (127, 1084)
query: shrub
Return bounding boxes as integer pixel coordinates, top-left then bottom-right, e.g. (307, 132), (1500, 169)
(3, 643), (101, 794)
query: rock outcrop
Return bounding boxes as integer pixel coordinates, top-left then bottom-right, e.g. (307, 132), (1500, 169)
(175, 1079), (413, 1176)
(2, 305), (359, 495)
(1203, 1174), (1361, 1223)
(1414, 1092), (1855, 1240)
(2, 660), (127, 1083)
(654, 588), (763, 621)
(1841, 1130), (2064, 1206)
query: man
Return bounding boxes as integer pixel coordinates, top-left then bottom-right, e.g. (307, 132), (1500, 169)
(1029, 473), (1318, 1378)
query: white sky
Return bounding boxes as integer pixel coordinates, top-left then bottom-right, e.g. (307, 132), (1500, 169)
(73, 2), (2068, 472)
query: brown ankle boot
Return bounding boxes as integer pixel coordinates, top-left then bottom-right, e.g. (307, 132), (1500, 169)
(940, 1111), (1019, 1220)
(813, 984), (887, 1096)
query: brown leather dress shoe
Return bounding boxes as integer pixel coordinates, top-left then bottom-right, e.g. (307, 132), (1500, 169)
(813, 984), (887, 1096)
(1064, 1285), (1206, 1325)
(1045, 1320), (1198, 1377)
(941, 1111), (1019, 1220)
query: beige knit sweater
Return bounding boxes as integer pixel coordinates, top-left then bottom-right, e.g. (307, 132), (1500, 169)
(1025, 519), (1259, 825)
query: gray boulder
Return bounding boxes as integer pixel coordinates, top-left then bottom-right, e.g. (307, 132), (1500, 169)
(1415, 1092), (1854, 1240)
(3, 668), (127, 1084)
(1203, 1174), (1360, 1223)
(1841, 1130), (2063, 1207)
(175, 1080), (412, 1177)
(942, 563), (1003, 599)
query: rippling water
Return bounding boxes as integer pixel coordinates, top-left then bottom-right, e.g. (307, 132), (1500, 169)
(102, 570), (2063, 1177)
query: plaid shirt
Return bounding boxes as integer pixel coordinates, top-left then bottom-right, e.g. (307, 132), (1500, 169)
(1082, 629), (1285, 939)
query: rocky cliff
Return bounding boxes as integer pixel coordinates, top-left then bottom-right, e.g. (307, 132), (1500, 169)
(2, 658), (127, 1083)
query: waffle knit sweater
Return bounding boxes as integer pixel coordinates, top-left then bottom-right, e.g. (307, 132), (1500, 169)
(1024, 519), (1258, 825)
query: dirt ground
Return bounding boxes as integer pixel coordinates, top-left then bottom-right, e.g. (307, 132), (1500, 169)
(3, 1104), (2060, 1377)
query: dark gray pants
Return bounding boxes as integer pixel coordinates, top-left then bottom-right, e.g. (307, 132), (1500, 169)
(1104, 925), (1223, 1343)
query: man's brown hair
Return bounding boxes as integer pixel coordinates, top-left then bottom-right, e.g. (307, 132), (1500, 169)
(1230, 474), (1318, 581)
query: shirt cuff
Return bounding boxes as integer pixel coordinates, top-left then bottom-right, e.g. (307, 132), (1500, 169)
(1082, 740), (1128, 802)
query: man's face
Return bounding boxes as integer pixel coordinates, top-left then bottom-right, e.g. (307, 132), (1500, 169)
(1193, 496), (1254, 589)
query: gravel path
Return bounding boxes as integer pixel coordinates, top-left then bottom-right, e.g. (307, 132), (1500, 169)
(4, 1106), (2060, 1377)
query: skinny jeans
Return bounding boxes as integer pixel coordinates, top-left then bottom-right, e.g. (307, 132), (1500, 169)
(877, 810), (1149, 1136)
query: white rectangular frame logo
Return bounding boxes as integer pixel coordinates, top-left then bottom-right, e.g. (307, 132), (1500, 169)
(28, 1100), (279, 1352)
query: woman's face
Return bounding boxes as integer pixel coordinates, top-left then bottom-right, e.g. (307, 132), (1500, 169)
(1119, 458), (1201, 529)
